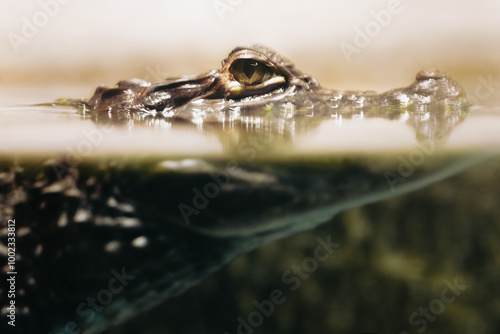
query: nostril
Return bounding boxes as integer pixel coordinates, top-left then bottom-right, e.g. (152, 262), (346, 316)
(300, 75), (319, 86)
(416, 68), (446, 81)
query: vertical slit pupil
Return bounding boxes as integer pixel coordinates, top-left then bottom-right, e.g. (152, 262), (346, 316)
(243, 61), (258, 79)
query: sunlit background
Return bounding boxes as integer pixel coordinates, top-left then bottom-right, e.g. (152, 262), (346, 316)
(1, 0), (499, 104)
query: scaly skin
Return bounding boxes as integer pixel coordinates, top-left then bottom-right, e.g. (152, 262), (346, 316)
(86, 45), (468, 122)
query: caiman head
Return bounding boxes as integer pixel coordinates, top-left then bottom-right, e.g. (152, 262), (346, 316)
(84, 44), (469, 144)
(87, 44), (320, 116)
(87, 44), (468, 118)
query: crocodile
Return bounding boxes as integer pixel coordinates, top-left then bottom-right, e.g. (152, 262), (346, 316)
(82, 44), (468, 143)
(87, 44), (467, 118)
(0, 45), (475, 334)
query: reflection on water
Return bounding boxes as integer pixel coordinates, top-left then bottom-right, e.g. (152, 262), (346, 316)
(66, 45), (470, 151)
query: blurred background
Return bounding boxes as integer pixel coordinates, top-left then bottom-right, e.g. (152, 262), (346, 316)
(0, 0), (499, 105)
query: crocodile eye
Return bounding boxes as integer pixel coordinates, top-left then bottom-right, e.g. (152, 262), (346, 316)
(231, 59), (272, 86)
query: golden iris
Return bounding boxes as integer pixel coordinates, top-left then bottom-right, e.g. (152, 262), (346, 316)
(231, 59), (272, 86)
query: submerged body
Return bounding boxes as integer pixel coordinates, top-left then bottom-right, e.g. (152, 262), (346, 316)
(2, 153), (492, 334)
